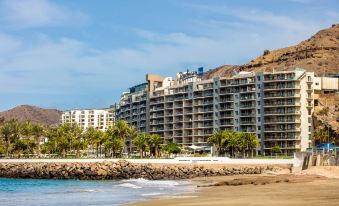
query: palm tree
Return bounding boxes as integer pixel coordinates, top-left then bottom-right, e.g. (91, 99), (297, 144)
(207, 130), (227, 156)
(113, 120), (131, 139)
(226, 131), (241, 158)
(237, 132), (248, 158)
(127, 126), (138, 155)
(106, 127), (124, 157)
(113, 120), (131, 154)
(57, 123), (72, 158)
(31, 124), (45, 156)
(133, 133), (148, 158)
(0, 122), (12, 156)
(149, 134), (162, 158)
(83, 127), (97, 156)
(244, 133), (259, 158)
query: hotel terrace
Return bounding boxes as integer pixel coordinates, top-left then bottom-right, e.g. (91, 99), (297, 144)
(117, 68), (318, 156)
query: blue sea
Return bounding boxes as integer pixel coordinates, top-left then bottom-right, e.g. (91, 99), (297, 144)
(0, 178), (194, 206)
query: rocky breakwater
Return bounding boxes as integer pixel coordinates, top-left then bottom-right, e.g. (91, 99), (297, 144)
(0, 160), (273, 180)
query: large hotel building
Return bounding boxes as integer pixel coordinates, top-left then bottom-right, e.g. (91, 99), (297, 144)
(61, 107), (116, 131)
(117, 68), (316, 156)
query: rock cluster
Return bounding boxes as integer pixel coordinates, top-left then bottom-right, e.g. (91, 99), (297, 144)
(0, 160), (270, 180)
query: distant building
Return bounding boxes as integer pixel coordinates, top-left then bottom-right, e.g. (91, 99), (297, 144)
(61, 107), (116, 131)
(117, 68), (315, 156)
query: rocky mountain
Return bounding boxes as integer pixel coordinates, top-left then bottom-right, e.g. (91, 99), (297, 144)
(204, 24), (339, 79)
(0, 105), (61, 126)
(204, 24), (339, 136)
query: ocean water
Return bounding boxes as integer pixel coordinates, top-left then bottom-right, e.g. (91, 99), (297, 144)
(0, 178), (194, 206)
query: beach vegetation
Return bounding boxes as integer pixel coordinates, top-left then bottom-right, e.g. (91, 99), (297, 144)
(208, 130), (260, 158)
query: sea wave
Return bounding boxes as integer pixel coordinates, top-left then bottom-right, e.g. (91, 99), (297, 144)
(141, 192), (164, 196)
(122, 178), (185, 187)
(118, 183), (142, 189)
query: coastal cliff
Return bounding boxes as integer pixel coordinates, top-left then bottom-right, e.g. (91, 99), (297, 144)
(0, 160), (276, 180)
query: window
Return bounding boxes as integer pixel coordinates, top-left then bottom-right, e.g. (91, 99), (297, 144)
(257, 109), (261, 114)
(257, 84), (261, 89)
(257, 126), (261, 130)
(258, 134), (261, 139)
(308, 117), (312, 124)
(257, 93), (261, 98)
(257, 117), (261, 122)
(257, 101), (261, 106)
(308, 109), (312, 115)
(309, 134), (312, 140)
(235, 111), (239, 115)
(309, 126), (312, 132)
(257, 76), (261, 81)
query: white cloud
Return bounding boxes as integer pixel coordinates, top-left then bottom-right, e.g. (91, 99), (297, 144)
(0, 1), (336, 110)
(0, 0), (88, 28)
(0, 32), (21, 54)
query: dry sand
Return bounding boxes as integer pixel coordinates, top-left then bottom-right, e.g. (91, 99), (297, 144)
(126, 166), (339, 206)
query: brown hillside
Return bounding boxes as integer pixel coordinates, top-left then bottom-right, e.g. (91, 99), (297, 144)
(0, 105), (61, 126)
(204, 24), (339, 79)
(204, 24), (339, 135)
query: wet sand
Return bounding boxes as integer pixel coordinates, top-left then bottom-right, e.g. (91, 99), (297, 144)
(127, 166), (339, 206)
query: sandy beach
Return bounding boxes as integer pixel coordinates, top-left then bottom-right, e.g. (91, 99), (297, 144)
(127, 166), (339, 206)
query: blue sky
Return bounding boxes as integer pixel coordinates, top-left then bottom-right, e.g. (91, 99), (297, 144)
(0, 0), (338, 111)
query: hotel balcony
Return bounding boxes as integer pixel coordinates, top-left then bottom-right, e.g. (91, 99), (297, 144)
(263, 110), (300, 116)
(239, 87), (256, 93)
(264, 135), (301, 141)
(264, 85), (300, 90)
(263, 93), (300, 99)
(264, 119), (300, 124)
(240, 120), (256, 125)
(263, 76), (296, 82)
(264, 127), (301, 132)
(220, 106), (234, 111)
(240, 95), (256, 101)
(264, 102), (300, 107)
(239, 112), (256, 117)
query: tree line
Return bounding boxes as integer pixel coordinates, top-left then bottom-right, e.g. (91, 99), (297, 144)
(207, 130), (260, 158)
(0, 118), (181, 158)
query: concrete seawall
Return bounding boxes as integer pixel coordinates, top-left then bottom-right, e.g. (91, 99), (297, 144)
(0, 160), (290, 180)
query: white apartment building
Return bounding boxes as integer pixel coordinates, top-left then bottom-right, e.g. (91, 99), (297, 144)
(61, 107), (116, 131)
(117, 68), (316, 156)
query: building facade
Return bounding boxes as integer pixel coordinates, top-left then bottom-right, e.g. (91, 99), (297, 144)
(61, 107), (116, 131)
(117, 68), (315, 156)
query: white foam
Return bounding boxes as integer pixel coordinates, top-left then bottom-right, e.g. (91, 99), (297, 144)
(118, 183), (142, 189)
(141, 192), (164, 196)
(124, 178), (182, 187)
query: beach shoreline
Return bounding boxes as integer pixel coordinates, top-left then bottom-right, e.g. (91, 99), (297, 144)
(126, 166), (339, 206)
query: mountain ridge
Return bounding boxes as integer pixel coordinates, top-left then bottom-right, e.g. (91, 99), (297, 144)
(204, 24), (339, 79)
(0, 105), (61, 126)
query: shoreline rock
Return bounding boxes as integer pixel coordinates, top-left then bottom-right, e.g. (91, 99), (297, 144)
(0, 160), (281, 180)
